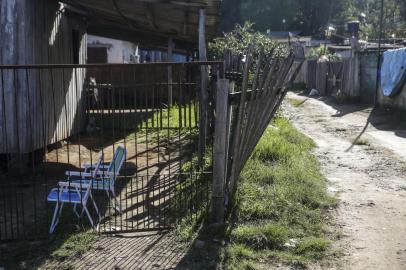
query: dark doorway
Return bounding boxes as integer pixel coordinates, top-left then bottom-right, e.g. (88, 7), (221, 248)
(88, 47), (108, 63)
(72, 29), (81, 64)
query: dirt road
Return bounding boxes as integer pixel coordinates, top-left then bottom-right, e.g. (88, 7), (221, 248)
(284, 92), (406, 270)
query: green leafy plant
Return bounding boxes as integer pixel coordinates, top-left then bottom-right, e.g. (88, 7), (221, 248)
(306, 44), (342, 61)
(209, 22), (289, 59)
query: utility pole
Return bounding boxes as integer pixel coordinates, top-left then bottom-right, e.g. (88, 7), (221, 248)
(374, 0), (385, 106)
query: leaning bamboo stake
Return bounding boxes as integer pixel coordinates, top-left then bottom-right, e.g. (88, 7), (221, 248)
(224, 44), (304, 205)
(233, 56), (286, 182)
(227, 44), (255, 198)
(235, 56), (281, 171)
(241, 56), (301, 178)
(241, 56), (296, 169)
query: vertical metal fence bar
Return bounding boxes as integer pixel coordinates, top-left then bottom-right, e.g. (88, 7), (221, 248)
(157, 73), (161, 179)
(86, 69), (94, 232)
(2, 186), (8, 240)
(12, 69), (20, 238)
(74, 67), (83, 225)
(97, 67), (106, 234)
(50, 67), (59, 164)
(132, 68), (138, 231)
(143, 175), (146, 229)
(178, 68), (182, 175)
(0, 69), (5, 239)
(25, 68), (34, 237)
(118, 68), (124, 231)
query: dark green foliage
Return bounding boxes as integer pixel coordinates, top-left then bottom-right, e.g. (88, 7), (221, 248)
(208, 22), (288, 60)
(219, 0), (406, 38)
(220, 0), (350, 36)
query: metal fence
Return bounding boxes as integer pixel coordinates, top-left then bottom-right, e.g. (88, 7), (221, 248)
(0, 61), (221, 240)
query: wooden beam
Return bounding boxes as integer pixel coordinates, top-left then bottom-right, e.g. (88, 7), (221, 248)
(146, 2), (159, 29)
(119, 0), (207, 8)
(198, 9), (207, 60)
(62, 0), (221, 43)
(198, 8), (208, 167)
(212, 79), (229, 223)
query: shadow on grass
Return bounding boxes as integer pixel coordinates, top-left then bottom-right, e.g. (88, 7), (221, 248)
(175, 223), (229, 270)
(0, 227), (97, 270)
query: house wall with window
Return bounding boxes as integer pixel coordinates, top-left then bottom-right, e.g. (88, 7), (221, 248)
(87, 35), (139, 64)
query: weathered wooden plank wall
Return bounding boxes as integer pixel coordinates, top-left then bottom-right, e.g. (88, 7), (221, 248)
(0, 0), (87, 154)
(341, 57), (360, 98)
(301, 57), (360, 99)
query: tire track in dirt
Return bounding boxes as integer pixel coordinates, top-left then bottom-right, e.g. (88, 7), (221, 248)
(284, 93), (406, 270)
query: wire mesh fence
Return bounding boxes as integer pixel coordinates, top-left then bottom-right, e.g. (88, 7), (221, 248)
(0, 62), (220, 240)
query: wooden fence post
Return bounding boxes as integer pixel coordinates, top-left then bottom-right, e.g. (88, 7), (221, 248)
(198, 8), (208, 167)
(212, 78), (229, 223)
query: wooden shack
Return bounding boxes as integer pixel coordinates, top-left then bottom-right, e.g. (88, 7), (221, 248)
(0, 0), (87, 154)
(0, 0), (220, 154)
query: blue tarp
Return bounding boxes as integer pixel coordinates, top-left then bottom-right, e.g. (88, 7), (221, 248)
(380, 48), (406, 97)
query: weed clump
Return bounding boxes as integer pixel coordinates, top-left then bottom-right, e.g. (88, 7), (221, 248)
(232, 224), (289, 250)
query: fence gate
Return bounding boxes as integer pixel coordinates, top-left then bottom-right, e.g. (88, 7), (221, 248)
(0, 62), (220, 240)
(211, 45), (305, 221)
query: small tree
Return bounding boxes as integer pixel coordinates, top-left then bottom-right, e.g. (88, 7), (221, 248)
(209, 22), (288, 59)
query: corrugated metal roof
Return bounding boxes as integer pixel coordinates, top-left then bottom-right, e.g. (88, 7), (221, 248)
(62, 0), (221, 48)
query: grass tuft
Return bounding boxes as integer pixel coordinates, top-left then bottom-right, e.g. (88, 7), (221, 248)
(295, 237), (331, 260)
(51, 232), (97, 259)
(353, 138), (370, 146)
(231, 224), (289, 250)
(287, 97), (307, 107)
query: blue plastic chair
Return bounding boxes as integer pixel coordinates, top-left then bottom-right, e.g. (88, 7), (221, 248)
(47, 154), (103, 234)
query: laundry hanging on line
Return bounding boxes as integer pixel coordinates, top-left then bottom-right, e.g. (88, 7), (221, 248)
(380, 47), (406, 97)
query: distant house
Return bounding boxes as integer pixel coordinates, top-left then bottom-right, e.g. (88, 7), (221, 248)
(88, 35), (140, 64)
(87, 36), (188, 65)
(0, 0), (220, 155)
(139, 50), (187, 63)
(267, 31), (312, 47)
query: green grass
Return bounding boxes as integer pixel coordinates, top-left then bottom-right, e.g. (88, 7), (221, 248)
(125, 103), (214, 243)
(178, 117), (337, 269)
(227, 117), (337, 268)
(353, 138), (370, 146)
(172, 146), (213, 242)
(287, 97), (307, 108)
(128, 103), (199, 144)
